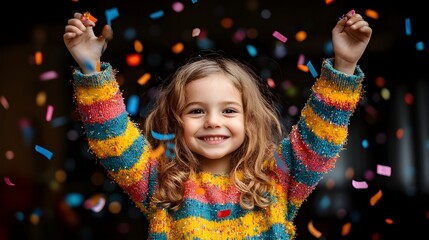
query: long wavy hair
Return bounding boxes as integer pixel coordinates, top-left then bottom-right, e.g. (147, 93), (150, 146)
(144, 51), (283, 211)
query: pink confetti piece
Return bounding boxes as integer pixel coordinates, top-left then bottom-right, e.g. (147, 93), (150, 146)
(4, 177), (15, 186)
(192, 28), (201, 37)
(0, 96), (9, 109)
(377, 164), (391, 176)
(272, 31), (288, 43)
(46, 105), (54, 122)
(352, 180), (368, 189)
(39, 70), (58, 81)
(297, 53), (305, 66)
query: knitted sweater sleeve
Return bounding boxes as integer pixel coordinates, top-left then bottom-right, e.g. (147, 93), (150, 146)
(276, 58), (364, 221)
(71, 63), (157, 218)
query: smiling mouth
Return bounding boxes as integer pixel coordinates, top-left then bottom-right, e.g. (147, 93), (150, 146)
(198, 136), (229, 144)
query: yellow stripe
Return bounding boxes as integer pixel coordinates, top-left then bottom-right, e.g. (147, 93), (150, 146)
(313, 78), (361, 107)
(110, 144), (151, 186)
(301, 106), (347, 145)
(75, 81), (119, 106)
(88, 121), (140, 158)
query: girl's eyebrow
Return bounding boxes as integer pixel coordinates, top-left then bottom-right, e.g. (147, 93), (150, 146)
(184, 101), (242, 108)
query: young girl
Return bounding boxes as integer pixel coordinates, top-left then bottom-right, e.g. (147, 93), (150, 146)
(64, 9), (372, 239)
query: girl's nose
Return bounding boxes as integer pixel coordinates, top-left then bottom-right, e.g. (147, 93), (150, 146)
(204, 113), (222, 128)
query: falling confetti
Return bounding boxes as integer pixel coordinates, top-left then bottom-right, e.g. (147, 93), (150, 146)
(306, 60), (318, 77)
(192, 28), (201, 37)
(151, 130), (175, 141)
(35, 144), (53, 160)
(308, 220), (322, 238)
(405, 17), (411, 36)
(39, 70), (59, 81)
(370, 189), (383, 206)
(376, 164), (391, 176)
(46, 105), (54, 122)
(4, 177), (15, 186)
(341, 222), (351, 236)
(0, 96), (9, 109)
(105, 7), (119, 26)
(352, 180), (368, 189)
(217, 209), (231, 218)
(272, 31), (287, 43)
(150, 10), (164, 20)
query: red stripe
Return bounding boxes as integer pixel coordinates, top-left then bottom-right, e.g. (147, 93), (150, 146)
(77, 92), (125, 124)
(313, 92), (355, 111)
(290, 127), (337, 173)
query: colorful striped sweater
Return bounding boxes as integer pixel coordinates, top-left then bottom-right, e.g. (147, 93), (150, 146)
(71, 58), (364, 239)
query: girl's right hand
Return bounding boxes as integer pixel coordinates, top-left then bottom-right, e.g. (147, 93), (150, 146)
(63, 12), (112, 74)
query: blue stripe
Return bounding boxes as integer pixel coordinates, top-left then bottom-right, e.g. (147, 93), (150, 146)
(297, 120), (341, 158)
(286, 203), (297, 221)
(308, 96), (351, 126)
(73, 63), (116, 87)
(148, 233), (167, 240)
(281, 138), (323, 186)
(171, 199), (250, 221)
(321, 58), (363, 91)
(247, 223), (291, 240)
(101, 135), (145, 172)
(84, 112), (128, 140)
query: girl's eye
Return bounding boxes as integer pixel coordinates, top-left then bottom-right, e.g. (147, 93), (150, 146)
(224, 108), (236, 114)
(189, 109), (204, 114)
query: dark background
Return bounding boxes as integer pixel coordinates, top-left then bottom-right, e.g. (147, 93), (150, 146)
(1, 0), (428, 239)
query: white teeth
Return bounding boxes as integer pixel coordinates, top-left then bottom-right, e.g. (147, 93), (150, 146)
(203, 136), (223, 141)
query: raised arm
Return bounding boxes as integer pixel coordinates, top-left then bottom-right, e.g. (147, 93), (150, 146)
(276, 10), (372, 220)
(64, 12), (158, 217)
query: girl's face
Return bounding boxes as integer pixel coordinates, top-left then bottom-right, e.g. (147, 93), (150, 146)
(181, 73), (245, 173)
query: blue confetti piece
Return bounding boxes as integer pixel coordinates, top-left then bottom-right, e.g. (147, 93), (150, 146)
(361, 139), (369, 149)
(35, 144), (53, 160)
(273, 151), (288, 173)
(246, 44), (257, 57)
(416, 41), (424, 51)
(149, 10), (164, 20)
(306, 60), (318, 78)
(192, 0), (198, 3)
(65, 193), (84, 207)
(405, 17), (411, 36)
(83, 59), (95, 72)
(126, 95), (139, 116)
(105, 7), (119, 26)
(151, 130), (175, 141)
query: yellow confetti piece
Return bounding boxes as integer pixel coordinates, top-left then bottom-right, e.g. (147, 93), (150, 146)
(308, 220), (322, 238)
(341, 222), (351, 236)
(137, 73), (151, 85)
(370, 190), (383, 206)
(149, 144), (165, 159)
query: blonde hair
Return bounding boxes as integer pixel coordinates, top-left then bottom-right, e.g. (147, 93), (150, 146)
(144, 52), (283, 211)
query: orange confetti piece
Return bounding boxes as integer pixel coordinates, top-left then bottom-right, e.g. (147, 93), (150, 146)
(308, 220), (322, 238)
(196, 187), (205, 195)
(297, 64), (309, 72)
(149, 144), (165, 158)
(134, 40), (143, 53)
(365, 9), (379, 20)
(0, 96), (9, 109)
(370, 190), (383, 206)
(137, 73), (151, 85)
(396, 128), (404, 139)
(385, 218), (394, 224)
(171, 42), (184, 54)
(325, 0), (334, 4)
(126, 53), (142, 67)
(341, 222), (351, 236)
(35, 51), (43, 65)
(83, 11), (98, 23)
